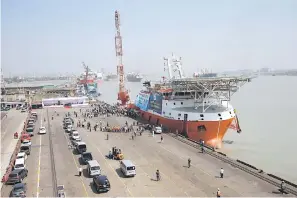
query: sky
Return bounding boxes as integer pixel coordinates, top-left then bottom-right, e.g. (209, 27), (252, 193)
(1, 0), (297, 77)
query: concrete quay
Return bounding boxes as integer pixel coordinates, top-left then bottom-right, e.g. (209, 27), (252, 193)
(1, 109), (28, 190)
(1, 107), (294, 197)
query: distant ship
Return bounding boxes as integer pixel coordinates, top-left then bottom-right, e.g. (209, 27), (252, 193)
(76, 62), (102, 97)
(105, 73), (118, 81)
(126, 73), (143, 82)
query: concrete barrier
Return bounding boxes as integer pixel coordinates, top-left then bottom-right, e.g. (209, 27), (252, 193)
(217, 152), (227, 157)
(267, 173), (297, 188)
(1, 114), (30, 184)
(236, 159), (258, 171)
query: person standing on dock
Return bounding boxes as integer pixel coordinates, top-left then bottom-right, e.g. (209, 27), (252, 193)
(78, 167), (82, 176)
(201, 140), (205, 153)
(220, 168), (224, 178)
(188, 158), (191, 168)
(216, 188), (221, 197)
(156, 170), (160, 181)
(280, 181), (286, 194)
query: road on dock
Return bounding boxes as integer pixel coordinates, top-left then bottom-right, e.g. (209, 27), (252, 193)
(1, 109), (28, 190)
(1, 107), (290, 197)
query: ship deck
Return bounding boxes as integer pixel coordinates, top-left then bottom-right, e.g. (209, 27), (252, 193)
(173, 105), (231, 113)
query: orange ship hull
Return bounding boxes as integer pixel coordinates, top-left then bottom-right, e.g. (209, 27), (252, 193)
(137, 109), (234, 148)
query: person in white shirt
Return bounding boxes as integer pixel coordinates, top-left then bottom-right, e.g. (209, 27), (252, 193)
(78, 167), (82, 176)
(220, 168), (224, 178)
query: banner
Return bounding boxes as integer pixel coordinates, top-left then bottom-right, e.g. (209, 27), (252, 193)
(135, 92), (150, 111)
(148, 93), (163, 114)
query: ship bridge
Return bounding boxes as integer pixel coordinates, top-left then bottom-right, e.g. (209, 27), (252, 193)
(169, 76), (251, 112)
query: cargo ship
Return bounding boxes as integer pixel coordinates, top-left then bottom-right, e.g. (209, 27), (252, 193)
(105, 73), (118, 81)
(132, 54), (250, 148)
(76, 62), (102, 97)
(126, 73), (143, 82)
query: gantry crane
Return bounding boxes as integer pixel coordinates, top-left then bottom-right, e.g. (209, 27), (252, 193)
(115, 10), (130, 105)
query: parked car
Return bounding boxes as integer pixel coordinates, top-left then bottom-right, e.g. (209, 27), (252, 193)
(71, 137), (82, 146)
(80, 152), (93, 164)
(20, 144), (31, 155)
(71, 131), (80, 140)
(66, 125), (73, 132)
(21, 134), (31, 143)
(22, 140), (32, 146)
(16, 152), (28, 161)
(10, 183), (27, 197)
(152, 126), (162, 134)
(6, 169), (28, 185)
(93, 175), (110, 193)
(39, 127), (46, 134)
(26, 127), (34, 136)
(63, 122), (71, 129)
(76, 142), (87, 154)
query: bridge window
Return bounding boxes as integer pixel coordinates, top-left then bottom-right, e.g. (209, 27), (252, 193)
(173, 103), (176, 105)
(218, 113), (221, 116)
(181, 102), (183, 105)
(178, 113), (181, 116)
(200, 114), (204, 117)
(197, 125), (206, 132)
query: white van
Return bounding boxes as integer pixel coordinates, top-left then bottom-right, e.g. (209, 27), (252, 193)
(14, 158), (26, 170)
(72, 131), (80, 140)
(152, 126), (162, 134)
(87, 160), (101, 177)
(16, 152), (27, 161)
(120, 160), (136, 177)
(67, 125), (73, 132)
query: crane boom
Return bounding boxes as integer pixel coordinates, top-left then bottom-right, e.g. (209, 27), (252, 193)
(115, 10), (129, 105)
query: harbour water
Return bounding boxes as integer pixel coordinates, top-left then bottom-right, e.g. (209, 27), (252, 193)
(98, 76), (297, 183)
(6, 76), (297, 183)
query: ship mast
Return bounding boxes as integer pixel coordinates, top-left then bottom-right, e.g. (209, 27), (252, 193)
(115, 10), (129, 105)
(164, 54), (185, 80)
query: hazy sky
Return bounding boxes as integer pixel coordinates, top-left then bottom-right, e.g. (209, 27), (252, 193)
(1, 0), (297, 76)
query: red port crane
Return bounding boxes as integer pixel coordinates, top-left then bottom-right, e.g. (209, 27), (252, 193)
(115, 10), (129, 105)
(82, 62), (90, 90)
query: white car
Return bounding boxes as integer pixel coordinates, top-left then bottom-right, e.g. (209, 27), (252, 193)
(72, 138), (82, 146)
(66, 125), (73, 132)
(152, 126), (163, 134)
(16, 152), (28, 161)
(22, 139), (32, 146)
(72, 132), (80, 140)
(39, 127), (46, 134)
